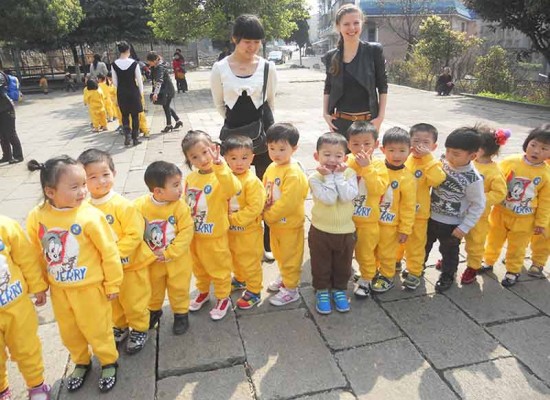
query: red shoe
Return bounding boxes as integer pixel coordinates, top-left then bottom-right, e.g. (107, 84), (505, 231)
(189, 292), (209, 311)
(210, 297), (231, 320)
(461, 267), (477, 284)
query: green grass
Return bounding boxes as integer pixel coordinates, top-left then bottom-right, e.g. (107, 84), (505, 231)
(477, 91), (550, 106)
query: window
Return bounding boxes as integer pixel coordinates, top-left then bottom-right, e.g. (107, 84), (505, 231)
(461, 22), (466, 32)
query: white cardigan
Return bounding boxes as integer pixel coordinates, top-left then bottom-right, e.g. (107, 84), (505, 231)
(210, 57), (277, 118)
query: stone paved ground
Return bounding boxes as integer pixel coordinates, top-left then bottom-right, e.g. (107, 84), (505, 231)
(2, 59), (550, 399)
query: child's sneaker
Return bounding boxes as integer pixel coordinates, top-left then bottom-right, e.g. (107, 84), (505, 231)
(479, 263), (493, 274)
(403, 273), (421, 290)
(435, 273), (454, 293)
(527, 264), (545, 279)
(231, 277), (246, 292)
(315, 290), (331, 314)
(28, 383), (51, 400)
(172, 313), (189, 335)
(113, 327), (128, 344)
(236, 291), (261, 310)
(460, 267), (478, 284)
(353, 278), (371, 298)
(332, 290), (350, 313)
(210, 297), (231, 321)
(267, 275), (283, 292)
(189, 292), (210, 311)
(126, 330), (148, 354)
(269, 287), (300, 306)
(351, 273), (361, 283)
(501, 272), (520, 287)
(148, 309), (163, 329)
(371, 275), (395, 293)
(0, 388), (10, 400)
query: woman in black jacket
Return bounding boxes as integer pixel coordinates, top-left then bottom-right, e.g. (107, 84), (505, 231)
(0, 71), (23, 164)
(322, 4), (388, 137)
(146, 52), (183, 133)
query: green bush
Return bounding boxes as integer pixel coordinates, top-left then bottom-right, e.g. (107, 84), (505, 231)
(477, 91), (550, 106)
(474, 46), (513, 94)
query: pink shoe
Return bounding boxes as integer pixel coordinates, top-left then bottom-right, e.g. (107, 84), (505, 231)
(28, 383), (51, 400)
(0, 387), (12, 400)
(210, 297), (231, 321)
(189, 292), (209, 311)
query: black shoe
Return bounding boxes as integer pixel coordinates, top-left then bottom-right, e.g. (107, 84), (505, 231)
(435, 274), (454, 293)
(479, 264), (493, 274)
(173, 313), (189, 335)
(98, 363), (118, 393)
(66, 363), (91, 392)
(174, 120), (183, 129)
(0, 157), (10, 164)
(160, 125), (173, 133)
(124, 135), (131, 146)
(149, 309), (163, 329)
(8, 158), (23, 164)
(133, 139), (142, 146)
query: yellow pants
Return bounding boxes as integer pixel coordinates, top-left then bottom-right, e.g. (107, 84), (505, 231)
(229, 229), (263, 294)
(0, 298), (44, 391)
(484, 208), (534, 274)
(465, 215), (489, 270)
(530, 233), (550, 267)
(149, 255), (192, 314)
(112, 268), (151, 332)
(270, 227), (304, 290)
(191, 235), (232, 299)
(90, 107), (107, 129)
(396, 218), (428, 277)
(355, 223), (379, 281)
(50, 285), (118, 366)
(376, 224), (400, 279)
(105, 98), (114, 120)
(114, 104), (122, 124)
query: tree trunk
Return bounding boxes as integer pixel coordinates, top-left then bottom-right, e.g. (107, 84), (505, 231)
(70, 45), (82, 84)
(10, 47), (22, 81)
(299, 45), (303, 66)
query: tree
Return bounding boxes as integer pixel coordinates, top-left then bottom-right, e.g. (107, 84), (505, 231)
(286, 19), (309, 65)
(465, 0), (550, 65)
(474, 45), (513, 93)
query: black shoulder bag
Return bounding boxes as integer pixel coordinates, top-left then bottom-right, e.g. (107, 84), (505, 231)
(220, 62), (269, 155)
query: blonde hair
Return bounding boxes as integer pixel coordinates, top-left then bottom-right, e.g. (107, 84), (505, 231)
(329, 4), (365, 76)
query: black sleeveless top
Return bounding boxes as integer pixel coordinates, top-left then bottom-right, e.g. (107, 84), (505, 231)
(112, 61), (143, 114)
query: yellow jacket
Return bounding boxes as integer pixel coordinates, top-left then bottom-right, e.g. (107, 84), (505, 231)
(405, 153), (446, 220)
(0, 215), (48, 309)
(474, 161), (507, 218)
(26, 202), (123, 295)
(229, 170), (266, 233)
(379, 166), (417, 235)
(263, 162), (309, 229)
(83, 87), (106, 111)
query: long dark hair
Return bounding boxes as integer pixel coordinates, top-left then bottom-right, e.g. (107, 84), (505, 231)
(93, 54), (101, 68)
(329, 4), (365, 76)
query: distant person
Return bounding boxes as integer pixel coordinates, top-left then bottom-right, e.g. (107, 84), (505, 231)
(172, 52), (188, 93)
(0, 70), (24, 164)
(436, 67), (454, 96)
(39, 74), (48, 95)
(64, 72), (76, 92)
(88, 54), (109, 81)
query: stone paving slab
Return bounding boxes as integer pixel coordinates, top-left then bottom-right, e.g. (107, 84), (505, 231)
(444, 357), (550, 399)
(156, 366), (254, 400)
(301, 287), (402, 350)
(443, 274), (539, 324)
(239, 309), (346, 399)
(157, 305), (244, 378)
(374, 266), (438, 303)
(337, 337), (457, 400)
(295, 390), (356, 399)
(509, 278), (550, 315)
(382, 295), (509, 370)
(488, 316), (550, 385)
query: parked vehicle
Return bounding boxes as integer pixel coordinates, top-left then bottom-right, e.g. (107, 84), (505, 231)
(268, 51), (286, 65)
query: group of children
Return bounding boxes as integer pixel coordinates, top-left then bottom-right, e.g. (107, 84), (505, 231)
(1, 120), (549, 399)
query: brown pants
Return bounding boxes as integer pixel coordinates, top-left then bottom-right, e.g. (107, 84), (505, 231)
(308, 225), (356, 290)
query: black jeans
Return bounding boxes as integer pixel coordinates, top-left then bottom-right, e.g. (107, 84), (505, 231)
(425, 219), (461, 277)
(122, 111), (139, 139)
(0, 110), (23, 160)
(176, 78), (188, 92)
(163, 96), (179, 126)
(253, 151), (272, 251)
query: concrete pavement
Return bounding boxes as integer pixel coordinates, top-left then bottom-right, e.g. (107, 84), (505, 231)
(1, 65), (550, 399)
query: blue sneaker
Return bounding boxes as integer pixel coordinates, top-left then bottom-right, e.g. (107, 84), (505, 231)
(231, 277), (246, 292)
(315, 290), (331, 314)
(332, 290), (350, 313)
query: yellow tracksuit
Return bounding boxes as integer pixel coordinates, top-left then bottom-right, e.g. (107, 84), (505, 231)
(108, 85), (122, 125)
(90, 191), (156, 332)
(347, 155), (389, 281)
(530, 160), (550, 268)
(26, 202), (122, 366)
(263, 162), (309, 290)
(228, 170), (266, 294)
(0, 216), (49, 392)
(484, 155), (550, 273)
(396, 154), (445, 276)
(134, 194), (194, 314)
(376, 165), (416, 279)
(98, 82), (114, 120)
(185, 162), (241, 299)
(464, 161), (507, 269)
(83, 87), (107, 129)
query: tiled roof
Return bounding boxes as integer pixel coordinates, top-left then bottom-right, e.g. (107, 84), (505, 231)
(359, 0), (476, 20)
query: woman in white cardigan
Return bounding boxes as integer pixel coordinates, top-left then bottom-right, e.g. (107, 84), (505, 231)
(210, 14), (278, 259)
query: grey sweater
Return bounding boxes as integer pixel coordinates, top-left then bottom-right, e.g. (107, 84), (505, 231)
(430, 161), (485, 233)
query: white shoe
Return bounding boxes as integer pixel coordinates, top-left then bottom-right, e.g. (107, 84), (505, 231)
(267, 275), (283, 292)
(209, 297), (231, 321)
(263, 251), (275, 262)
(269, 287), (300, 306)
(189, 292), (209, 311)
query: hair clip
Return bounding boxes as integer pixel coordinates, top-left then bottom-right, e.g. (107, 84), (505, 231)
(494, 128), (511, 146)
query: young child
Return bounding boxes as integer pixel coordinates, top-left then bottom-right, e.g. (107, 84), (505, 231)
(134, 161), (194, 334)
(83, 80), (108, 132)
(374, 127), (416, 293)
(482, 124), (550, 286)
(26, 156), (123, 392)
(461, 128), (509, 284)
(38, 74), (48, 95)
(398, 123), (446, 290)
(64, 72), (76, 92)
(97, 74), (115, 122)
(263, 123), (309, 306)
(345, 122), (389, 298)
(223, 136), (266, 310)
(107, 72), (123, 132)
(0, 216), (51, 400)
(181, 131), (241, 320)
(426, 127), (485, 292)
(309, 133), (358, 314)
(78, 149), (156, 352)
(528, 155), (550, 279)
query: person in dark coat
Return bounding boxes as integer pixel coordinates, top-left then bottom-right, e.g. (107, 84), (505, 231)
(436, 67), (454, 96)
(0, 71), (23, 164)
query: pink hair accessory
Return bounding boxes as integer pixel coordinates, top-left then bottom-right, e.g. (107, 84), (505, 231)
(494, 128), (511, 146)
